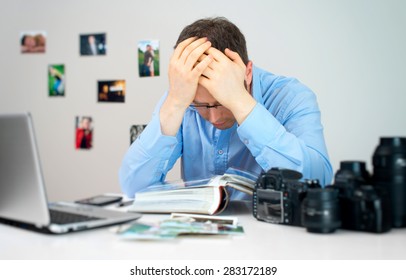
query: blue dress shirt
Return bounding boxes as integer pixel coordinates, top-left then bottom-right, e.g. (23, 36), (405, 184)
(119, 65), (333, 199)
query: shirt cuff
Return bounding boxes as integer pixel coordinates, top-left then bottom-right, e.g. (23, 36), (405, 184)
(138, 113), (179, 157)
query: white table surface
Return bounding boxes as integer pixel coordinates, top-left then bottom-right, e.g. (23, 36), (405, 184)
(1, 201), (405, 260)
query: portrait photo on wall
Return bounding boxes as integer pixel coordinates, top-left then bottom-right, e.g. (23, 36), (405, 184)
(48, 64), (65, 97)
(97, 80), (125, 103)
(130, 124), (146, 145)
(20, 31), (46, 53)
(80, 33), (106, 56)
(75, 116), (93, 150)
(138, 40), (160, 77)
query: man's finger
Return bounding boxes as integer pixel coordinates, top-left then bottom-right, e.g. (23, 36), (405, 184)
(183, 40), (211, 70)
(192, 54), (213, 76)
(200, 65), (215, 79)
(179, 37), (208, 63)
(172, 37), (197, 60)
(197, 53), (214, 70)
(225, 48), (245, 66)
(205, 47), (228, 62)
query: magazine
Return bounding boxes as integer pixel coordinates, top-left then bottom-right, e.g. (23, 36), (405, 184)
(127, 168), (257, 215)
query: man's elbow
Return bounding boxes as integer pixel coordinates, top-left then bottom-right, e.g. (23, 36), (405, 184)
(320, 162), (334, 187)
(118, 169), (136, 198)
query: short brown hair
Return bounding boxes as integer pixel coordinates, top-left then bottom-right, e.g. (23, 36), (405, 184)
(175, 17), (249, 65)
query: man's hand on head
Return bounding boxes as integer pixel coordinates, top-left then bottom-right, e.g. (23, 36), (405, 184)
(160, 37), (213, 136)
(167, 37), (213, 110)
(199, 47), (257, 125)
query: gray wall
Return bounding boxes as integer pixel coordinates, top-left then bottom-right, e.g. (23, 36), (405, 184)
(1, 0), (405, 201)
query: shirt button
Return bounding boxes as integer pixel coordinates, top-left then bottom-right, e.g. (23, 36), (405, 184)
(218, 150), (224, 155)
(244, 139), (249, 144)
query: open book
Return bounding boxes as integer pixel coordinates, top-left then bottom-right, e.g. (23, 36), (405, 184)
(128, 168), (257, 215)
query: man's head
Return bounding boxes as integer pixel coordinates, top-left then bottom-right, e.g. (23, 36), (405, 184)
(80, 117), (92, 130)
(21, 35), (35, 48)
(176, 17), (252, 130)
(175, 17), (249, 65)
(88, 35), (95, 44)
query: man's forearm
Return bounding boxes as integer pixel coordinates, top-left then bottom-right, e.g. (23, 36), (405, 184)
(237, 103), (333, 186)
(159, 94), (188, 136)
(119, 143), (165, 197)
(227, 90), (257, 125)
(119, 108), (182, 197)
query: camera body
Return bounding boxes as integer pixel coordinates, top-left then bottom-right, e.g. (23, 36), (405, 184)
(253, 168), (312, 226)
(333, 161), (391, 233)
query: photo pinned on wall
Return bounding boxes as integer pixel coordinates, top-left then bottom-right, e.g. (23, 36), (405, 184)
(138, 40), (160, 77)
(75, 116), (93, 150)
(98, 80), (125, 103)
(130, 125), (147, 145)
(20, 31), (46, 53)
(80, 33), (106, 56)
(48, 64), (65, 97)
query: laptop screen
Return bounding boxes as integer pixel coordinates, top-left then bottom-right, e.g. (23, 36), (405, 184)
(0, 113), (51, 226)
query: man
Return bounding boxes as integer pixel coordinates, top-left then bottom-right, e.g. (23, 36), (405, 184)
(141, 44), (154, 77)
(87, 35), (98, 55)
(76, 116), (93, 149)
(119, 17), (333, 199)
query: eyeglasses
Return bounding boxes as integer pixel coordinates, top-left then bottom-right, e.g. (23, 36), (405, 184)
(189, 103), (224, 110)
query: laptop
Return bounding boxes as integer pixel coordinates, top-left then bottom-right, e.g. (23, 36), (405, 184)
(0, 112), (141, 234)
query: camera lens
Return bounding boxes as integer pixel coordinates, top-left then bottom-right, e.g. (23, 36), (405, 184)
(373, 137), (406, 228)
(302, 188), (341, 233)
(334, 161), (371, 200)
(338, 161), (370, 180)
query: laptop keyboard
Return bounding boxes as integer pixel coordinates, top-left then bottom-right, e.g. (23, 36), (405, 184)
(49, 209), (102, 225)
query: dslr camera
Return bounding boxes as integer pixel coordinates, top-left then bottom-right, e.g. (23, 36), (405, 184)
(252, 168), (306, 226)
(332, 161), (391, 233)
(253, 168), (340, 233)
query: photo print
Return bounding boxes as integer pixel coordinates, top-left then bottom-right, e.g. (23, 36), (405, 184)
(138, 40), (160, 77)
(98, 80), (125, 103)
(75, 116), (93, 150)
(48, 64), (65, 96)
(20, 31), (46, 53)
(80, 33), (106, 56)
(130, 124), (146, 145)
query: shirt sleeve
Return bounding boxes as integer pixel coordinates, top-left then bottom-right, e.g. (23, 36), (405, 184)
(118, 95), (183, 198)
(237, 93), (333, 186)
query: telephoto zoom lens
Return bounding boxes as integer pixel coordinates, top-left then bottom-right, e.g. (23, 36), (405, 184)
(373, 137), (406, 228)
(302, 188), (341, 233)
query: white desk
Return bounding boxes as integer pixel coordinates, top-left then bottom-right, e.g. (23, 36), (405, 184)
(1, 201), (405, 260)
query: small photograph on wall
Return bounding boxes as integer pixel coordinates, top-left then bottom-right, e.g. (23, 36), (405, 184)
(75, 116), (93, 150)
(80, 33), (106, 56)
(130, 124), (147, 145)
(48, 64), (65, 96)
(20, 31), (46, 53)
(138, 40), (160, 77)
(98, 80), (125, 103)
